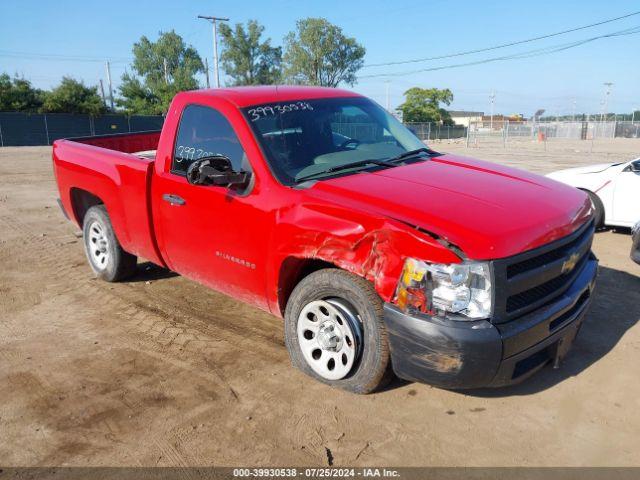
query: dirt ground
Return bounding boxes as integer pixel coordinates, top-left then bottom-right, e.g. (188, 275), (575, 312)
(1, 141), (639, 467)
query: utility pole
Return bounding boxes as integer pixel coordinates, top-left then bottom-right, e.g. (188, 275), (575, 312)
(204, 57), (210, 88)
(198, 15), (229, 88)
(572, 99), (577, 122)
(105, 61), (114, 111)
(632, 107), (637, 124)
(385, 80), (390, 112)
(99, 79), (107, 107)
(489, 90), (495, 130)
(602, 82), (613, 122)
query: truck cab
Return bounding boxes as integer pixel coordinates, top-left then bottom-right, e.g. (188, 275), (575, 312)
(53, 86), (598, 393)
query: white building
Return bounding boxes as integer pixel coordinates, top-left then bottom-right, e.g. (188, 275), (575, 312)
(448, 111), (484, 127)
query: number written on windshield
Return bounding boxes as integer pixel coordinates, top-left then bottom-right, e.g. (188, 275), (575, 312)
(247, 102), (314, 121)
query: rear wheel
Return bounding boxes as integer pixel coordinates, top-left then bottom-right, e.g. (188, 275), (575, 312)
(82, 205), (137, 282)
(284, 269), (392, 394)
(585, 190), (605, 229)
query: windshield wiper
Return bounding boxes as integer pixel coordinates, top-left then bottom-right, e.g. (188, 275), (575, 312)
(294, 148), (439, 184)
(295, 158), (397, 183)
(387, 147), (438, 164)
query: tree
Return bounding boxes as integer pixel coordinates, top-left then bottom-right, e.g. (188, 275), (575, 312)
(397, 87), (454, 124)
(41, 77), (105, 115)
(118, 30), (204, 114)
(0, 73), (44, 112)
(218, 20), (282, 86)
(118, 74), (162, 115)
(282, 18), (365, 87)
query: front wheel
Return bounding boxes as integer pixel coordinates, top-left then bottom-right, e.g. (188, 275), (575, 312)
(82, 205), (137, 282)
(284, 269), (392, 394)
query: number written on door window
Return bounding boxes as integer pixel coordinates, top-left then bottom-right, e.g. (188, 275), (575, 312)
(172, 105), (248, 175)
(174, 145), (215, 163)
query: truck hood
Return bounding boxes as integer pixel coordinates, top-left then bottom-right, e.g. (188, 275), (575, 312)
(309, 154), (592, 260)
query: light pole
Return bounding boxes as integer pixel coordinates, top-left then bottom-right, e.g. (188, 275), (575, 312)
(602, 82), (613, 122)
(489, 90), (495, 130)
(198, 15), (229, 88)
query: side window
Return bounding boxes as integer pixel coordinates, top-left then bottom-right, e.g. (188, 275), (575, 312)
(624, 160), (640, 173)
(172, 105), (247, 175)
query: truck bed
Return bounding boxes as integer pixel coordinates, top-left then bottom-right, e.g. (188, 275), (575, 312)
(69, 130), (161, 156)
(52, 131), (165, 266)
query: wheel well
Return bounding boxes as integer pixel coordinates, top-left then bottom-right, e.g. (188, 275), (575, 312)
(578, 188), (605, 226)
(578, 187), (602, 207)
(277, 258), (337, 316)
(70, 188), (104, 225)
(578, 187), (602, 201)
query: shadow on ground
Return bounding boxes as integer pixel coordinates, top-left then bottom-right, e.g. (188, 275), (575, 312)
(127, 262), (178, 282)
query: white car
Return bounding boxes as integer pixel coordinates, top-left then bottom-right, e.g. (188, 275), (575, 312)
(547, 157), (640, 229)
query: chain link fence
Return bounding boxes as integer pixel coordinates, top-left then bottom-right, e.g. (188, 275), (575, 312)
(3, 114), (639, 149)
(0, 112), (165, 147)
(466, 120), (640, 147)
(404, 122), (467, 141)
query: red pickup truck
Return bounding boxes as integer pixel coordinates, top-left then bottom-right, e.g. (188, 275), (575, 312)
(53, 86), (598, 393)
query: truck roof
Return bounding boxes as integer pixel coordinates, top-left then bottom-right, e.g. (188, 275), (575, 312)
(179, 85), (361, 108)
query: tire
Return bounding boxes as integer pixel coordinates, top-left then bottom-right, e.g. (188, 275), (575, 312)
(284, 268), (392, 394)
(82, 205), (137, 282)
(585, 190), (605, 229)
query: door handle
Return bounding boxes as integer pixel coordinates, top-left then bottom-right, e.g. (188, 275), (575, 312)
(162, 193), (185, 206)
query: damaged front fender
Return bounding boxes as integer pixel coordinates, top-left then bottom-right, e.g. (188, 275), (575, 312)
(268, 201), (462, 315)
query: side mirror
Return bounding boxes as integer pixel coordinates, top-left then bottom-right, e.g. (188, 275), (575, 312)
(186, 155), (250, 188)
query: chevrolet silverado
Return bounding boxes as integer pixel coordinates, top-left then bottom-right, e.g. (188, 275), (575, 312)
(53, 86), (598, 393)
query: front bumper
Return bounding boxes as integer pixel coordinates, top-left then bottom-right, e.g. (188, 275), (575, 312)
(383, 256), (598, 389)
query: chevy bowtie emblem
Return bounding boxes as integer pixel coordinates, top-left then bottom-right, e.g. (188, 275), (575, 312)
(561, 252), (581, 274)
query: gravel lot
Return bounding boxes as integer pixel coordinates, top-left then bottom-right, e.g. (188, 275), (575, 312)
(1, 142), (639, 467)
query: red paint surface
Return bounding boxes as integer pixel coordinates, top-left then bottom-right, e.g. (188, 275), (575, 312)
(52, 87), (592, 317)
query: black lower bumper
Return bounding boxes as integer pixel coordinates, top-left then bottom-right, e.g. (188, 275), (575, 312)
(383, 257), (598, 389)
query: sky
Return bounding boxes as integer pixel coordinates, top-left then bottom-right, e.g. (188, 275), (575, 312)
(1, 0), (639, 116)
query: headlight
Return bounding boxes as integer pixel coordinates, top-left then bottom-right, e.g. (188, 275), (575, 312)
(395, 258), (492, 320)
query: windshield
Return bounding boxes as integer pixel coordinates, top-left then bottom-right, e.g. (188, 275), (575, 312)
(242, 96), (426, 185)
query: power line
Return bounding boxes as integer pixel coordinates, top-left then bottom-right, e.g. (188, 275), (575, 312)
(359, 25), (640, 79)
(363, 10), (640, 68)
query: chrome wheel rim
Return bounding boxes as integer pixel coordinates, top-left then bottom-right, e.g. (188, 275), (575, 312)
(297, 298), (362, 380)
(87, 220), (109, 270)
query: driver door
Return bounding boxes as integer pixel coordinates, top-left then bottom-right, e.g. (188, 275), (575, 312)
(153, 104), (267, 305)
(612, 159), (640, 226)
